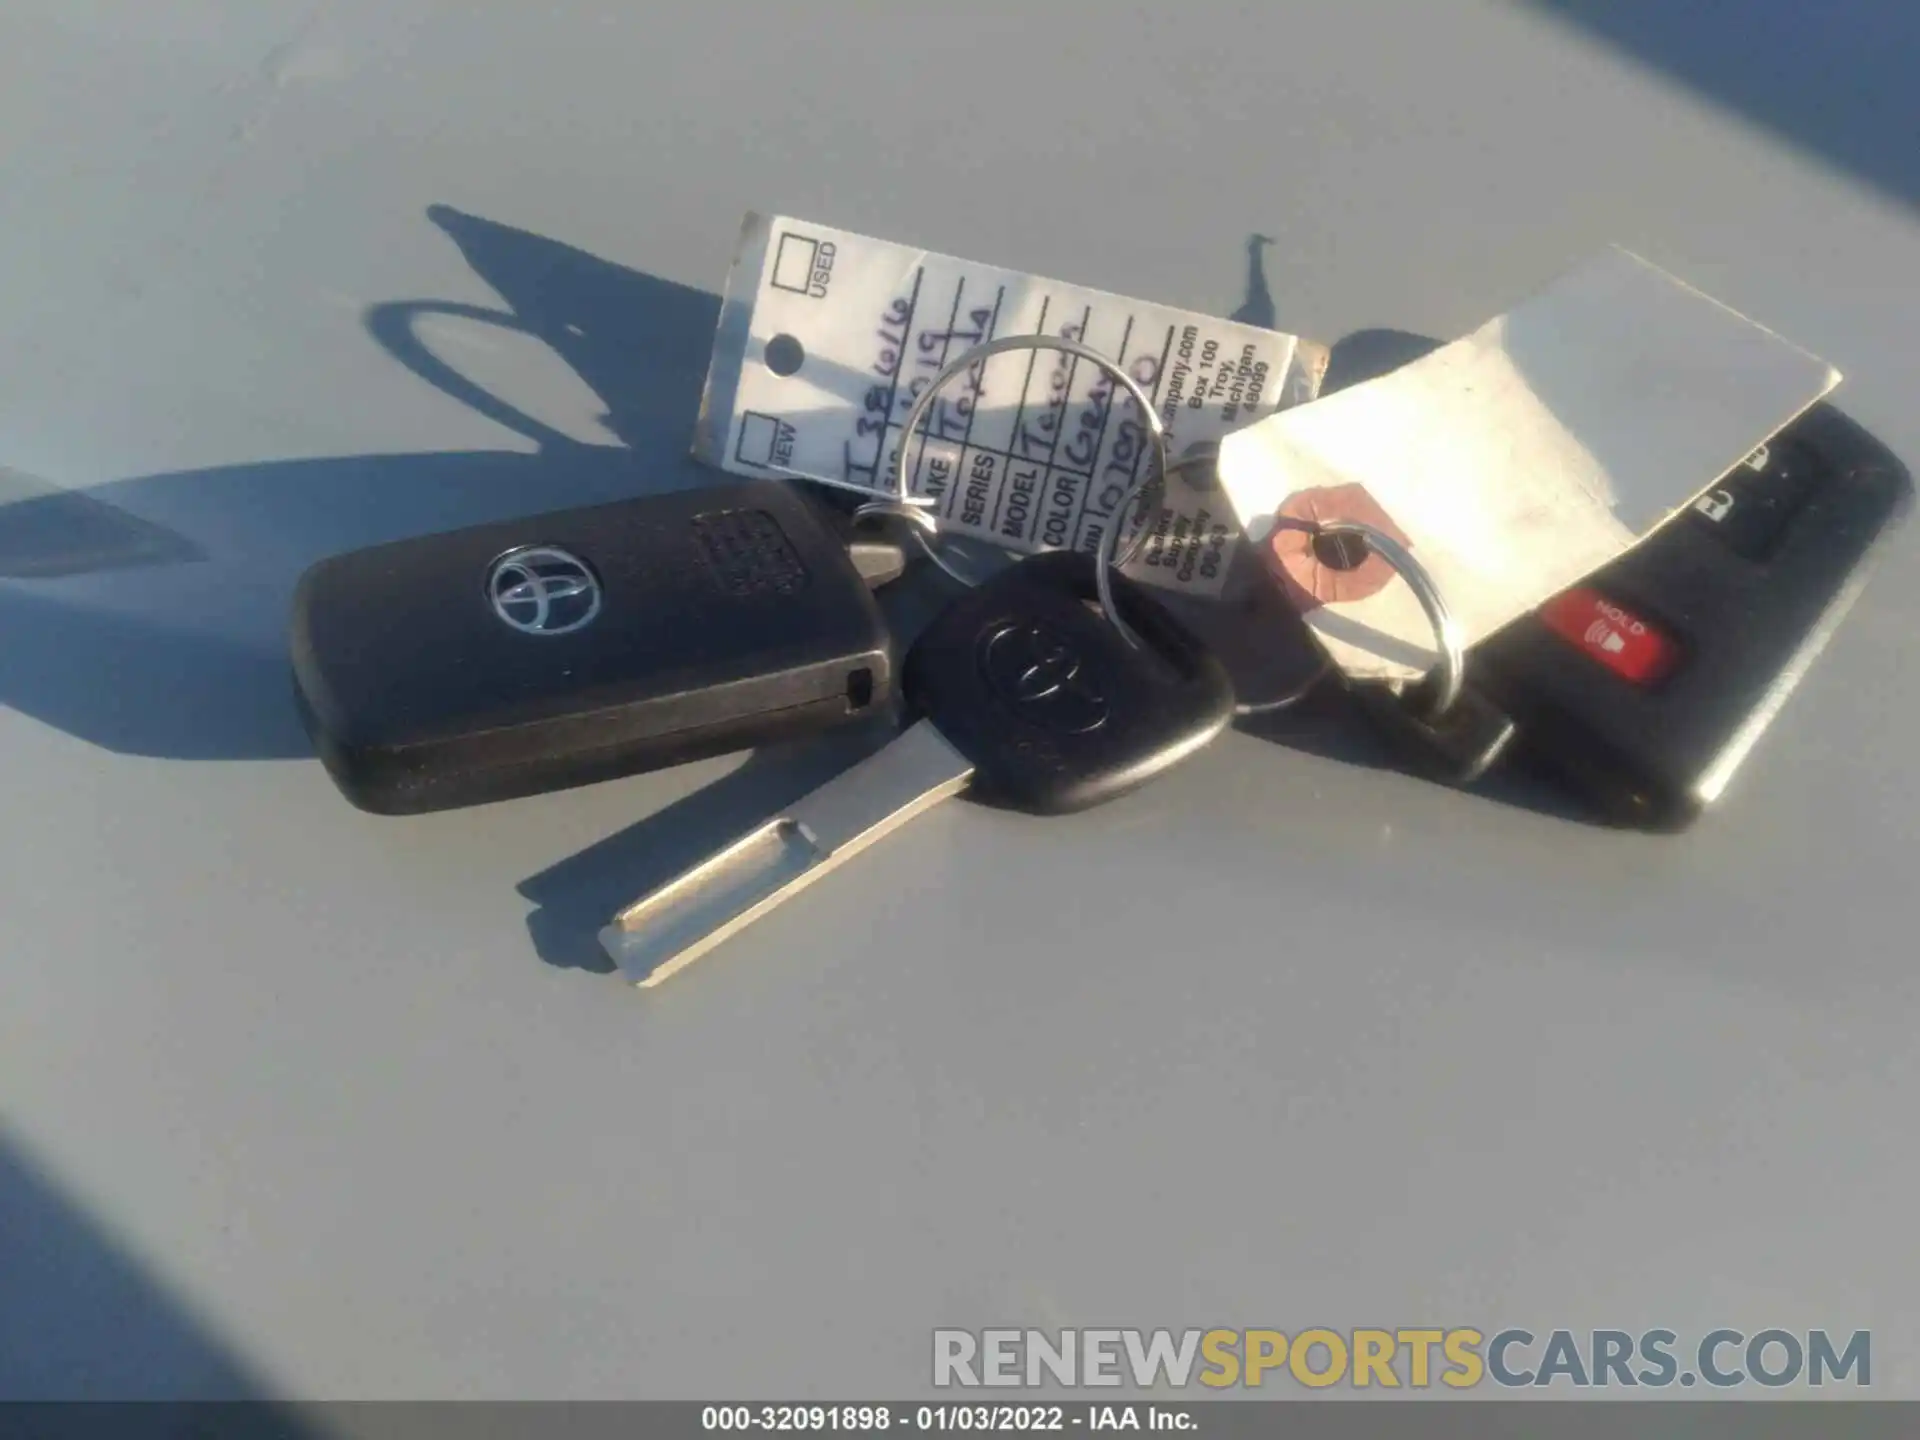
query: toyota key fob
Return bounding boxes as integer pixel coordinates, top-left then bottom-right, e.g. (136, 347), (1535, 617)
(289, 481), (895, 814)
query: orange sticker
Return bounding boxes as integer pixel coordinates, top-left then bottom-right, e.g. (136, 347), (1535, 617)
(1265, 483), (1413, 614)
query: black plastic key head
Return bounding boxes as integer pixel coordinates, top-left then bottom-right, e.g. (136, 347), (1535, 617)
(901, 551), (1235, 815)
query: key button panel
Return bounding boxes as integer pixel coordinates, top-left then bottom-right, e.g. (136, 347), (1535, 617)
(1684, 438), (1824, 562)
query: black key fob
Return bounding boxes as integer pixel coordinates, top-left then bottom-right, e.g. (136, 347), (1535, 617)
(902, 550), (1236, 814)
(1473, 403), (1912, 829)
(290, 480), (892, 814)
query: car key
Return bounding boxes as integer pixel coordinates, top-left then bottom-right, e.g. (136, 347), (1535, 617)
(1472, 402), (1912, 828)
(290, 479), (906, 814)
(599, 550), (1235, 987)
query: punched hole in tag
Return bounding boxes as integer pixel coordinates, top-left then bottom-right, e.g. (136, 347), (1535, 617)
(764, 333), (806, 377)
(1312, 530), (1370, 572)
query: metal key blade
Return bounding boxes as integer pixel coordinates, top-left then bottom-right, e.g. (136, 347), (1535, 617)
(600, 720), (975, 987)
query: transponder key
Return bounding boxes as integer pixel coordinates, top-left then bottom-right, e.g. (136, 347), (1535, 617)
(600, 550), (1235, 986)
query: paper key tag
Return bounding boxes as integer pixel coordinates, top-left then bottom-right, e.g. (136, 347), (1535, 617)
(693, 213), (1328, 598)
(1215, 246), (1841, 682)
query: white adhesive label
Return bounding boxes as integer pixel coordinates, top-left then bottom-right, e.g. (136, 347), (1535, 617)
(693, 214), (1327, 597)
(1216, 247), (1842, 683)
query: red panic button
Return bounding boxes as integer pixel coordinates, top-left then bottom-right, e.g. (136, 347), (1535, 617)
(1538, 587), (1681, 686)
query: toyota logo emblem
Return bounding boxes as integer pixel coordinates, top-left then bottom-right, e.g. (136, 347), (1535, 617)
(980, 620), (1111, 734)
(486, 546), (602, 636)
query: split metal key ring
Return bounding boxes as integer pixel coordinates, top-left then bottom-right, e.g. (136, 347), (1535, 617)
(863, 334), (1173, 590)
(1306, 519), (1466, 717)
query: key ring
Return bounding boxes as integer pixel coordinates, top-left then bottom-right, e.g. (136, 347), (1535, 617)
(1089, 451), (1333, 716)
(1307, 519), (1465, 717)
(849, 496), (940, 536)
(1092, 452), (1202, 653)
(879, 332), (1462, 716)
(1093, 467), (1462, 716)
(889, 334), (1173, 588)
